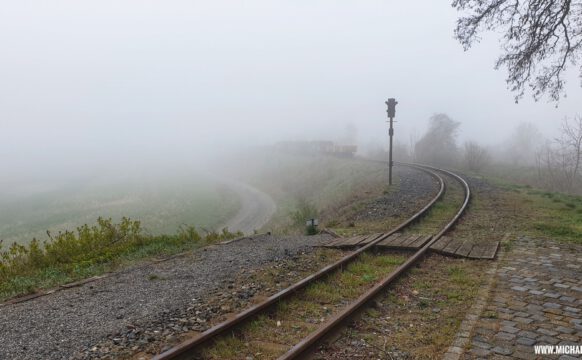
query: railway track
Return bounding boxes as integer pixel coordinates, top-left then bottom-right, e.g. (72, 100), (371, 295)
(152, 163), (471, 360)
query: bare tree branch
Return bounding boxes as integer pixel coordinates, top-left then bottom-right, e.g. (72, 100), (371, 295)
(452, 0), (582, 102)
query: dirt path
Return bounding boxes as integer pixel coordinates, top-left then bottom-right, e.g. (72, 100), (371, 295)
(218, 179), (276, 234)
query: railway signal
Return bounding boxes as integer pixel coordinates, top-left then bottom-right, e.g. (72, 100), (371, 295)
(385, 98), (398, 185)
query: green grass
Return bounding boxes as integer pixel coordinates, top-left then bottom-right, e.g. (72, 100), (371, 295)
(483, 310), (498, 319)
(303, 281), (343, 304)
(204, 337), (248, 359)
(492, 180), (582, 243)
(448, 265), (471, 286)
(0, 218), (242, 301)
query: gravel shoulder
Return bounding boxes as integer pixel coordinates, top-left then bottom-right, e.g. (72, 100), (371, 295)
(0, 234), (331, 360)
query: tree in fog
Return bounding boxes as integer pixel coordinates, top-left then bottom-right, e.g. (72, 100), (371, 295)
(415, 113), (461, 167)
(505, 122), (543, 166)
(463, 141), (491, 172)
(560, 115), (582, 179)
(536, 115), (582, 192)
(453, 0), (582, 101)
(555, 115), (582, 189)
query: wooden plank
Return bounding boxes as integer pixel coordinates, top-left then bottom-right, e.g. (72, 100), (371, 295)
(325, 237), (354, 247)
(480, 242), (500, 259)
(384, 233), (405, 247)
(455, 240), (475, 257)
(337, 235), (367, 247)
(376, 233), (402, 247)
(376, 234), (397, 246)
(346, 235), (369, 246)
(400, 234), (423, 248)
(321, 242), (337, 247)
(322, 237), (348, 247)
(468, 242), (500, 259)
(358, 233), (384, 245)
(442, 238), (465, 255)
(328, 236), (352, 246)
(430, 236), (453, 252)
(468, 244), (488, 258)
(407, 235), (424, 249)
(386, 233), (405, 246)
(366, 232), (391, 245)
(409, 235), (432, 249)
(392, 234), (415, 247)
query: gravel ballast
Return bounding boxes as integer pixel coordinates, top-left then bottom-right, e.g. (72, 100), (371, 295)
(355, 165), (440, 221)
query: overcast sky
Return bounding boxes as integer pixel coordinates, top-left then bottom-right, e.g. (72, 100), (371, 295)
(1, 1), (581, 180)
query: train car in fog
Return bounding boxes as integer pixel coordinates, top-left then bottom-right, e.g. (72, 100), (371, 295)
(275, 141), (357, 157)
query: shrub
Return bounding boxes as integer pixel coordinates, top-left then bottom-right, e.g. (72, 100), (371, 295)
(290, 198), (319, 227)
(0, 218), (243, 299)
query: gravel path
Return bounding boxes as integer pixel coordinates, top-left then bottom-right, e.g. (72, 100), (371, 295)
(0, 234), (331, 360)
(218, 178), (276, 234)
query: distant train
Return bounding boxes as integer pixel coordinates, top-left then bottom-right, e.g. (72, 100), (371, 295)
(275, 140), (358, 157)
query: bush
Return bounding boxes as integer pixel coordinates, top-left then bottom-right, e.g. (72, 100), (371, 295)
(463, 141), (491, 172)
(290, 197), (320, 235)
(0, 218), (243, 300)
(290, 198), (319, 226)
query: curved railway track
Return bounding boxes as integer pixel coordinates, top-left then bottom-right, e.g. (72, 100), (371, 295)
(152, 162), (470, 360)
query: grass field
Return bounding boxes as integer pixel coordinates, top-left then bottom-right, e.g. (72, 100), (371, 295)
(492, 180), (582, 243)
(0, 172), (240, 246)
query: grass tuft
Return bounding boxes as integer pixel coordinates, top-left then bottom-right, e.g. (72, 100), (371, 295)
(448, 266), (470, 285)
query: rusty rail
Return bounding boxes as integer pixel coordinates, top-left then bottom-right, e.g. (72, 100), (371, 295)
(152, 163), (456, 360)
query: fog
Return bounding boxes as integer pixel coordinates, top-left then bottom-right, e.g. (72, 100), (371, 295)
(1, 0), (581, 190)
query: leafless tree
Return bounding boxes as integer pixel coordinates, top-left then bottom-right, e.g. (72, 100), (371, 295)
(535, 115), (582, 192)
(463, 141), (491, 172)
(415, 113), (461, 167)
(536, 140), (564, 190)
(452, 0), (582, 102)
(556, 114), (582, 188)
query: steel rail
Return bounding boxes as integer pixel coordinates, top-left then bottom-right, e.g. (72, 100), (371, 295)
(152, 164), (445, 360)
(278, 164), (471, 359)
